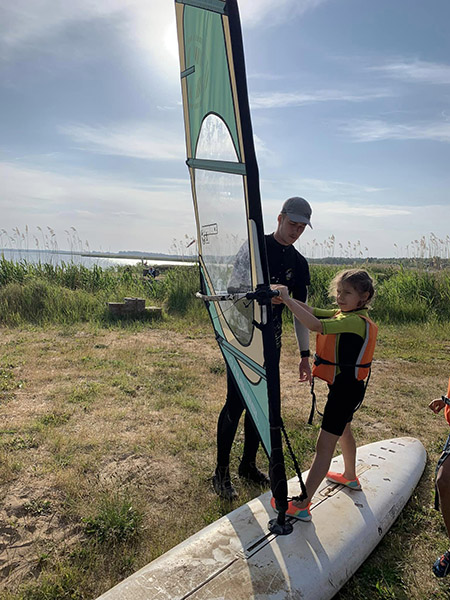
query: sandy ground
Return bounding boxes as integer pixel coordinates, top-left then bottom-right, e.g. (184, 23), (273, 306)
(0, 324), (446, 597)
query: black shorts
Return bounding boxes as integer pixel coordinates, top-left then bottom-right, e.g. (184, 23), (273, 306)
(321, 376), (365, 437)
(435, 433), (450, 510)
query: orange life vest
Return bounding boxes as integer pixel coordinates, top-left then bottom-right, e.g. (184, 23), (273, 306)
(445, 377), (450, 427)
(313, 315), (378, 385)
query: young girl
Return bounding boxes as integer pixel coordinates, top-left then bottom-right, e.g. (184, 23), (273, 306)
(271, 269), (377, 521)
(429, 377), (450, 577)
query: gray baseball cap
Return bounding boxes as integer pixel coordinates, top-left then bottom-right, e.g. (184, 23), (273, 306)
(281, 197), (313, 228)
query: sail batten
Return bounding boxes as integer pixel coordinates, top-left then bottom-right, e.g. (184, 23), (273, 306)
(181, 66), (195, 78)
(186, 157), (246, 175)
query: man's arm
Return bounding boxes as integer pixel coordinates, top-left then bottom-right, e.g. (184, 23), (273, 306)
(290, 253), (312, 382)
(227, 242), (251, 292)
(284, 283), (314, 383)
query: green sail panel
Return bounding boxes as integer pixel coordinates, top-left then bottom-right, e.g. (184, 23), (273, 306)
(180, 4), (241, 161)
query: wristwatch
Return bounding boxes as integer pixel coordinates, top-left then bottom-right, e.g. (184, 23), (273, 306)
(300, 350), (310, 358)
(442, 395), (450, 406)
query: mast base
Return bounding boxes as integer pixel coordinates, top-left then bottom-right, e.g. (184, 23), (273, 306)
(268, 517), (293, 536)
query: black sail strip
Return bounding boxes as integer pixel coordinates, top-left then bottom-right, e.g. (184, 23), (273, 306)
(226, 0), (290, 531)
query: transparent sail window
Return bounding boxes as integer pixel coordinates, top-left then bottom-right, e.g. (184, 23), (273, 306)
(195, 115), (253, 346)
(196, 113), (238, 161)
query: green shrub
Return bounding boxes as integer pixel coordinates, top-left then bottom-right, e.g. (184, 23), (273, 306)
(160, 266), (200, 314)
(372, 269), (450, 323)
(308, 264), (340, 308)
(0, 258), (449, 326)
(0, 280), (106, 325)
(84, 492), (143, 545)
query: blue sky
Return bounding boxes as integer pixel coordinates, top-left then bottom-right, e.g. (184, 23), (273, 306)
(1, 0), (449, 258)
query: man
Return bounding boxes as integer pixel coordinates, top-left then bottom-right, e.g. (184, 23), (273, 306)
(213, 197), (313, 500)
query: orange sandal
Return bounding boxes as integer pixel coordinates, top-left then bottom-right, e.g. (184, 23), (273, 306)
(326, 471), (361, 490)
(270, 497), (312, 521)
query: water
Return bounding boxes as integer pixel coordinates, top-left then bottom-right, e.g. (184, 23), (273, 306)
(0, 249), (195, 268)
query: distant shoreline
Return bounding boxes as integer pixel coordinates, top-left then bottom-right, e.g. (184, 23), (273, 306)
(1, 247), (196, 263)
(1, 247), (448, 269)
(0, 248), (196, 268)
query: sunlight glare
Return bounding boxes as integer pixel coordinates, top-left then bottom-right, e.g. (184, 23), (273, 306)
(164, 21), (179, 62)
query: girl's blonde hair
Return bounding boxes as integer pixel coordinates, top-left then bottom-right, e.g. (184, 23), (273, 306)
(329, 269), (375, 307)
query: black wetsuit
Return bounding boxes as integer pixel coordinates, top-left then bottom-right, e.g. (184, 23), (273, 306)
(216, 234), (310, 468)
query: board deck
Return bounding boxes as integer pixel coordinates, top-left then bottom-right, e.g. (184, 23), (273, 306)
(97, 437), (426, 600)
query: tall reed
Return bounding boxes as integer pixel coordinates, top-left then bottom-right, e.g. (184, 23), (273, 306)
(1, 259), (450, 326)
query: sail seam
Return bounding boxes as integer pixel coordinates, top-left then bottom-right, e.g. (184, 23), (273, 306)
(218, 336), (266, 378)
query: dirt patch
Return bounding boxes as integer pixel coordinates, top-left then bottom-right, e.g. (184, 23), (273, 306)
(98, 453), (189, 505)
(0, 326), (220, 591)
(0, 478), (81, 587)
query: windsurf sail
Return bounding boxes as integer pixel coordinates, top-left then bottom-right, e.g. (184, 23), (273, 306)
(175, 0), (293, 533)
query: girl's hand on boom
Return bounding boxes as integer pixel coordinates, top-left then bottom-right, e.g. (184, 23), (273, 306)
(271, 284), (289, 302)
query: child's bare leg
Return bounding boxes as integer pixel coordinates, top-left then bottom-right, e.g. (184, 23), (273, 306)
(293, 429), (339, 509)
(339, 423), (357, 481)
(437, 458), (450, 542)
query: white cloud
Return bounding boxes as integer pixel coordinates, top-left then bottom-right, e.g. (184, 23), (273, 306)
(293, 201), (450, 258)
(60, 122), (185, 161)
(260, 177), (386, 206)
(0, 1), (330, 70)
(259, 178), (446, 257)
(340, 119), (450, 143)
(253, 134), (278, 164)
(250, 89), (391, 109)
(239, 0), (331, 28)
(0, 161), (193, 252)
(371, 60), (450, 85)
(0, 2), (179, 81)
(293, 178), (385, 196)
(314, 200), (410, 218)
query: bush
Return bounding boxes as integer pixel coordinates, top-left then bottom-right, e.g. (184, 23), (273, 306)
(371, 269), (450, 323)
(0, 280), (105, 325)
(160, 266), (200, 314)
(1, 258), (449, 326)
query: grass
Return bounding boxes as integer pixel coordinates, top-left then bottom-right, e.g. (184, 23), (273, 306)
(83, 490), (143, 545)
(1, 262), (450, 598)
(0, 258), (202, 326)
(0, 318), (449, 599)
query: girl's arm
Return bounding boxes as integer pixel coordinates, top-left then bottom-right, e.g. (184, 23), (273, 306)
(284, 297), (323, 333)
(272, 285), (323, 333)
(289, 297), (314, 314)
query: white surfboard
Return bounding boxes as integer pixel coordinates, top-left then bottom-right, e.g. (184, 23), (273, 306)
(97, 437), (426, 600)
